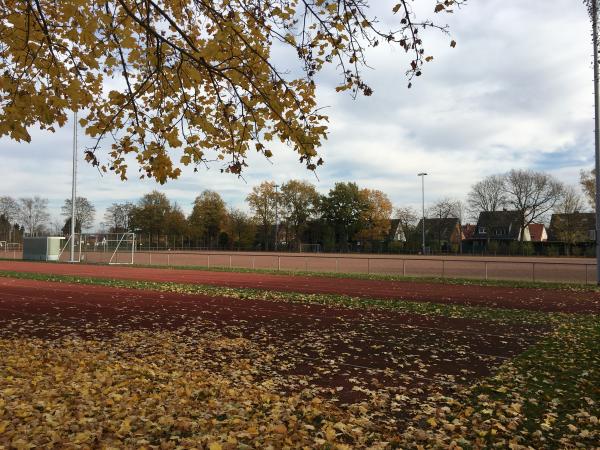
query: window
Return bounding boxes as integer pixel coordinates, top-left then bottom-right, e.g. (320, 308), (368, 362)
(478, 227), (487, 234)
(494, 227), (507, 236)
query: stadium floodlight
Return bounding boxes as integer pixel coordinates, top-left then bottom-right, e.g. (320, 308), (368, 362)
(69, 111), (78, 263)
(592, 0), (600, 285)
(418, 173), (428, 254)
(274, 184), (279, 251)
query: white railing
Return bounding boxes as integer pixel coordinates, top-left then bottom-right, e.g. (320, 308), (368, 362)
(125, 251), (598, 285)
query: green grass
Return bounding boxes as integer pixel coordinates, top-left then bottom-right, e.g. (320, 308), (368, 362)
(404, 315), (600, 448)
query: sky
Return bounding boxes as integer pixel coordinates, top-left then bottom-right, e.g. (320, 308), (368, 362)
(0, 0), (595, 229)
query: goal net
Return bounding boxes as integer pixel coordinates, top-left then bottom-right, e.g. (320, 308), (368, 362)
(60, 233), (136, 264)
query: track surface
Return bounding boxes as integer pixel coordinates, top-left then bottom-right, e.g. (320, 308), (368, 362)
(0, 260), (598, 313)
(0, 276), (545, 409)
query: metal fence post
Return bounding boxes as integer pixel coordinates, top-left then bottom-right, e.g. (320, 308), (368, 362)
(305, 258), (308, 272)
(585, 264), (589, 285)
(442, 260), (445, 278)
(207, 254), (210, 269)
(229, 255), (232, 269)
(367, 258), (370, 275)
(532, 263), (535, 282)
(149, 253), (152, 265)
(403, 259), (406, 277)
(168, 254), (170, 266)
(277, 256), (281, 271)
(485, 261), (488, 281)
(252, 256), (255, 270)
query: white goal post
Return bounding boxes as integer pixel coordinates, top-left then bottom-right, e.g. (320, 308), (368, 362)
(58, 233), (136, 264)
(106, 232), (136, 265)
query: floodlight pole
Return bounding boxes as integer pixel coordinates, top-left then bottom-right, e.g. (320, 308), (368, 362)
(593, 0), (600, 285)
(274, 184), (279, 251)
(69, 111), (78, 263)
(418, 173), (427, 254)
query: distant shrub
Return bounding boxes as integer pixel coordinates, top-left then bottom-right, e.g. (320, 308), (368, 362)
(522, 242), (534, 256)
(487, 241), (499, 255)
(388, 241), (403, 253)
(546, 246), (560, 257)
(508, 241), (520, 255)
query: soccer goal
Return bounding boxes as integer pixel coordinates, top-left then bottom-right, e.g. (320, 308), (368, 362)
(299, 243), (321, 253)
(91, 232), (136, 265)
(59, 233), (136, 264)
(58, 234), (83, 262)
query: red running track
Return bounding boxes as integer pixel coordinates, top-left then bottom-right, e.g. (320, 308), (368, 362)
(0, 260), (598, 314)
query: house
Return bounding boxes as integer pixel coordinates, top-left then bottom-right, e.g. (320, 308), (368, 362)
(387, 218), (407, 242)
(415, 217), (462, 249)
(548, 212), (595, 243)
(527, 223), (547, 242)
(472, 210), (530, 242)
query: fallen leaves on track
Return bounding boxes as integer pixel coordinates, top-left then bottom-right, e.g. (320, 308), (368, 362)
(0, 273), (598, 448)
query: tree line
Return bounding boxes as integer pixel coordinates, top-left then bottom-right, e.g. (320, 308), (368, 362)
(0, 168), (593, 251)
(101, 181), (394, 251)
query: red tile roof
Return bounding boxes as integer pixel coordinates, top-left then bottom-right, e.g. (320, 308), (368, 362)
(528, 223), (546, 242)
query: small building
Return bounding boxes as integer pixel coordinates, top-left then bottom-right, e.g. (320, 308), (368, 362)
(472, 210), (530, 242)
(527, 223), (548, 242)
(23, 237), (65, 261)
(548, 212), (595, 243)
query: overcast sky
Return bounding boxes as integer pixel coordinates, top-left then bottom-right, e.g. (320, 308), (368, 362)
(0, 0), (594, 228)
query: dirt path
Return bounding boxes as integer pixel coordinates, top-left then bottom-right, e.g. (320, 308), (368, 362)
(1, 260), (598, 313)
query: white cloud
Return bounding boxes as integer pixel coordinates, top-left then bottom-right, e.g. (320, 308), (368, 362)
(0, 0), (594, 226)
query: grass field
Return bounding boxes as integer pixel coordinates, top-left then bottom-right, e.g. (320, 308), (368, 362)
(0, 262), (598, 448)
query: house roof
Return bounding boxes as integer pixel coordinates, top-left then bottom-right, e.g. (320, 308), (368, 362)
(548, 213), (595, 242)
(387, 218), (402, 240)
(473, 210), (522, 240)
(416, 217), (460, 242)
(527, 223), (546, 242)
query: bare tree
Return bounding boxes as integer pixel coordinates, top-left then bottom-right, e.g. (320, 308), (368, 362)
(0, 196), (18, 223)
(61, 197), (96, 231)
(428, 197), (464, 221)
(466, 175), (507, 218)
(555, 185), (587, 214)
(503, 169), (564, 241)
(394, 206), (419, 241)
(18, 197), (50, 236)
(579, 168), (595, 210)
(104, 202), (135, 233)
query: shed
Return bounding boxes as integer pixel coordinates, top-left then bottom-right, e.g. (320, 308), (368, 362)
(23, 237), (65, 261)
